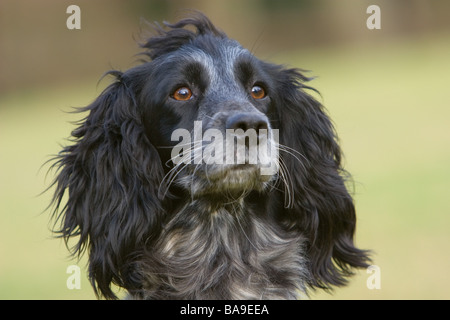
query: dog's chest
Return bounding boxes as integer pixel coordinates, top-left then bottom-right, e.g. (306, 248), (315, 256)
(146, 206), (308, 299)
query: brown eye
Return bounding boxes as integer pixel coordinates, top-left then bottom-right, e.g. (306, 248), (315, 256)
(172, 87), (193, 101)
(251, 85), (266, 100)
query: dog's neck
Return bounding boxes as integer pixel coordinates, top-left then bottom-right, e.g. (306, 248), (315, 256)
(135, 193), (309, 299)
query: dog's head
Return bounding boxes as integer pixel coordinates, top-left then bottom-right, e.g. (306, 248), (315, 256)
(50, 13), (370, 299)
(137, 17), (282, 199)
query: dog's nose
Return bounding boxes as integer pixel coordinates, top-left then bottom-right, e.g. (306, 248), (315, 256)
(226, 113), (269, 132)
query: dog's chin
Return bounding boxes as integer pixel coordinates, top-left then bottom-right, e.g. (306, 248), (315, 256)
(179, 164), (274, 199)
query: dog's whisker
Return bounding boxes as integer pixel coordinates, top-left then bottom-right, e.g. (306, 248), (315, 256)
(159, 146), (199, 198)
(277, 145), (308, 173)
(276, 156), (295, 208)
(160, 144), (206, 196)
(277, 143), (309, 163)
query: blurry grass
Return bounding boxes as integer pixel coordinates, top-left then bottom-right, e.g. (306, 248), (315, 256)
(1, 33), (450, 299)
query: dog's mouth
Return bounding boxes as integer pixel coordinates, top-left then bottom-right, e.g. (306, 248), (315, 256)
(178, 135), (280, 193)
(165, 118), (279, 197)
(160, 139), (279, 199)
(179, 162), (274, 198)
(196, 163), (273, 184)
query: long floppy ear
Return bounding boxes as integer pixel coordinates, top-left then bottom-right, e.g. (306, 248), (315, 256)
(275, 68), (371, 290)
(49, 71), (164, 299)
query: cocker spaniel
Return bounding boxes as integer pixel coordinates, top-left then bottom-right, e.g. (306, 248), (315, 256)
(49, 13), (370, 299)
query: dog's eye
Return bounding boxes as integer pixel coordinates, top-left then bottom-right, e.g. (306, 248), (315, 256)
(250, 85), (266, 100)
(172, 87), (193, 101)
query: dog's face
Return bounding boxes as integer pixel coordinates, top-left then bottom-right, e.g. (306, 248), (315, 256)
(141, 35), (279, 197)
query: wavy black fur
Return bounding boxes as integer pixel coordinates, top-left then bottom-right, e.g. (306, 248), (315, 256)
(49, 13), (370, 299)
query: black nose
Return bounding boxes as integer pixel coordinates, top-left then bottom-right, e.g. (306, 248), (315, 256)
(225, 113), (269, 132)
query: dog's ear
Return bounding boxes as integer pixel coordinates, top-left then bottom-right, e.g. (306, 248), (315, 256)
(274, 68), (371, 290)
(49, 71), (164, 299)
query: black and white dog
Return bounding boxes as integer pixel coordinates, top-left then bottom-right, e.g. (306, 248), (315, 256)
(50, 14), (370, 299)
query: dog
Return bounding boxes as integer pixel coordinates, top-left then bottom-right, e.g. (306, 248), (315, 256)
(49, 13), (370, 299)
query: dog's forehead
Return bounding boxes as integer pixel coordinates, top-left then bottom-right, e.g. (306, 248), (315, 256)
(192, 47), (244, 81)
(184, 36), (248, 62)
(174, 37), (251, 85)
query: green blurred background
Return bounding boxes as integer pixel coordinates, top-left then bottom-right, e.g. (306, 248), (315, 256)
(1, 0), (449, 299)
